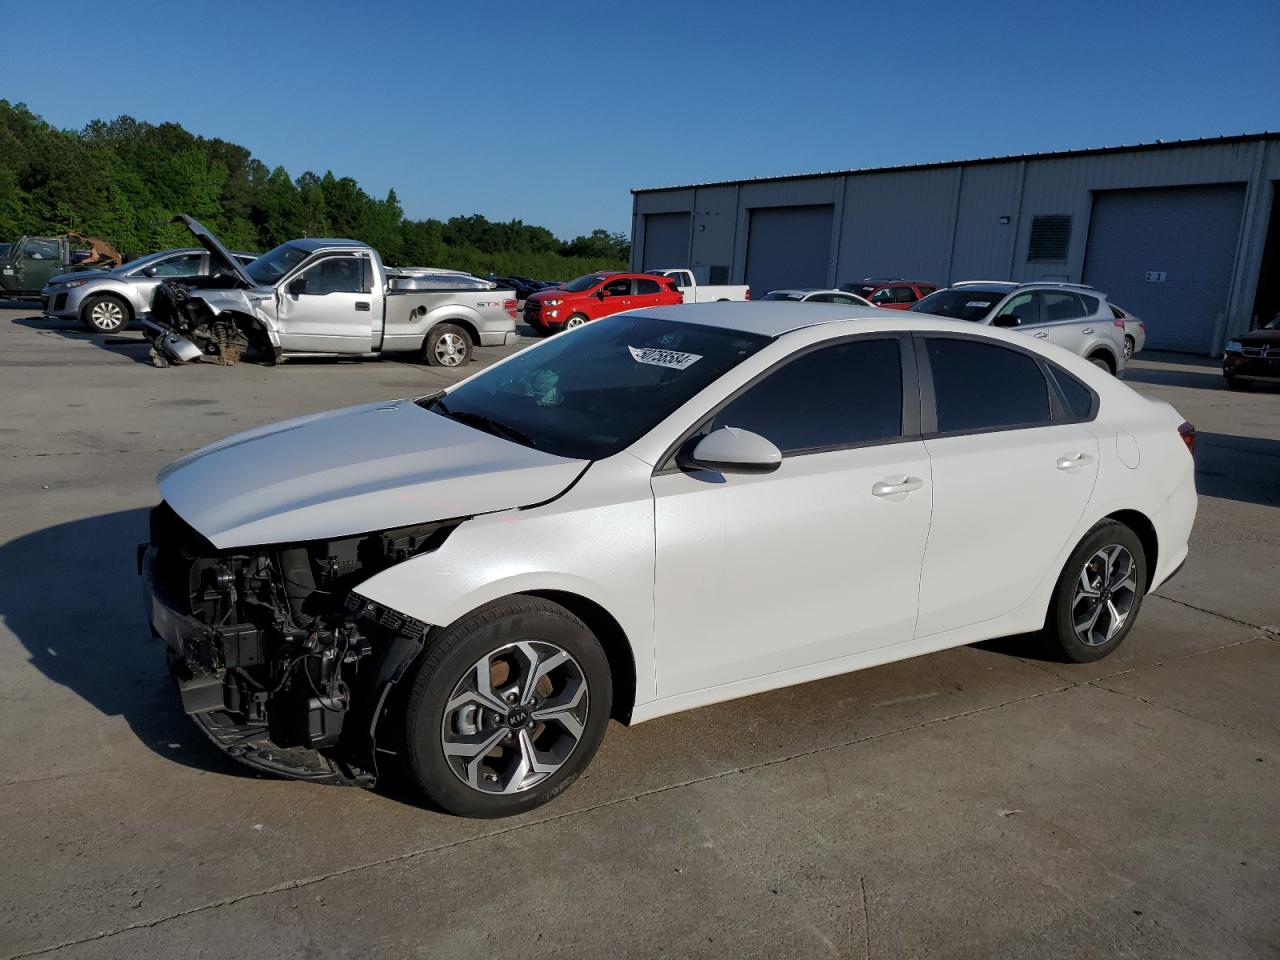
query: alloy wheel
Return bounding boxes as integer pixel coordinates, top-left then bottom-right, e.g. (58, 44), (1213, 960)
(565, 315), (587, 329)
(90, 300), (125, 331)
(440, 641), (589, 795)
(1071, 545), (1138, 646)
(434, 332), (466, 366)
(1123, 337), (1135, 360)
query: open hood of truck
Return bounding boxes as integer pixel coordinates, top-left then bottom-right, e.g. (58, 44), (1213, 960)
(173, 214), (257, 288)
(158, 399), (588, 549)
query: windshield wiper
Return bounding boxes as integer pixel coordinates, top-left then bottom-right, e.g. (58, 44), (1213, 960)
(445, 409), (538, 448)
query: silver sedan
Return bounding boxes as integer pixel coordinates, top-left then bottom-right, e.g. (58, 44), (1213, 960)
(42, 248), (257, 333)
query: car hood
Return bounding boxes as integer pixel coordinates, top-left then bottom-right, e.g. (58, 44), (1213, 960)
(173, 214), (257, 287)
(47, 268), (120, 285)
(158, 399), (588, 549)
(529, 287), (586, 301)
(1238, 328), (1280, 347)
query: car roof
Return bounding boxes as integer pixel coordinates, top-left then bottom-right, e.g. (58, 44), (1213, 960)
(287, 237), (364, 252)
(636, 301), (950, 338)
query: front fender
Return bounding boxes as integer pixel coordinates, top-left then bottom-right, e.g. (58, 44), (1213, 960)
(353, 459), (657, 708)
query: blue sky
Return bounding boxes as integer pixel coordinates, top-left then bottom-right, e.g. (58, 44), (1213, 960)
(2, 0), (1277, 239)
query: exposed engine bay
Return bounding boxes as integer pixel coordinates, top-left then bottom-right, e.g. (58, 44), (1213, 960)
(143, 501), (457, 785)
(148, 278), (271, 368)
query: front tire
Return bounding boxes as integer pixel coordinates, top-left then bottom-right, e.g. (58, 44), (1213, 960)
(402, 596), (612, 818)
(1043, 520), (1146, 663)
(424, 323), (473, 367)
(81, 295), (132, 334)
(563, 313), (588, 331)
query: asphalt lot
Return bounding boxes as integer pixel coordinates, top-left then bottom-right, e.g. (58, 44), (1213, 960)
(0, 305), (1276, 960)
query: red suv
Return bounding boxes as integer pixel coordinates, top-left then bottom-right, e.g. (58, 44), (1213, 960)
(524, 272), (684, 335)
(840, 278), (938, 310)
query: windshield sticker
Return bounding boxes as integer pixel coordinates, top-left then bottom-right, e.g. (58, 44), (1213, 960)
(965, 300), (994, 308)
(628, 346), (702, 370)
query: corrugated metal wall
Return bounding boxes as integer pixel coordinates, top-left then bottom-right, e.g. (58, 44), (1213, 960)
(632, 137), (1280, 353)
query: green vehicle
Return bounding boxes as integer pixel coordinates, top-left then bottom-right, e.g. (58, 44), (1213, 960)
(0, 234), (120, 299)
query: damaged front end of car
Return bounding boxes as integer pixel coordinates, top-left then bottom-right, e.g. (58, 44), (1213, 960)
(146, 282), (278, 368)
(140, 501), (457, 786)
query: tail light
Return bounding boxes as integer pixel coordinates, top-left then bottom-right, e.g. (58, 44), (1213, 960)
(745, 288), (751, 301)
(503, 298), (518, 320)
(1113, 317), (1125, 329)
(1177, 421), (1196, 456)
(1139, 321), (1146, 331)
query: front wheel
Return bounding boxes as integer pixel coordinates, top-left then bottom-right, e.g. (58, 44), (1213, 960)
(402, 596), (612, 818)
(81, 295), (132, 334)
(424, 323), (473, 367)
(1043, 520), (1146, 663)
(563, 313), (588, 331)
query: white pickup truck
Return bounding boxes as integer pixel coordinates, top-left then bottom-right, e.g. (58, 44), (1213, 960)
(145, 217), (519, 368)
(646, 268), (750, 303)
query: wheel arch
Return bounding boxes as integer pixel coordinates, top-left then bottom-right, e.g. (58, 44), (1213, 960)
(1104, 508), (1158, 591)
(524, 589), (637, 724)
(80, 290), (133, 322)
(427, 313), (480, 345)
(1087, 345), (1118, 374)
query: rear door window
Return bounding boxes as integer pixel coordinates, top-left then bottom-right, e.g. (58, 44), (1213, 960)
(634, 277), (663, 296)
(710, 338), (904, 454)
(924, 338), (1052, 433)
(1039, 291), (1086, 323)
(890, 286), (917, 304)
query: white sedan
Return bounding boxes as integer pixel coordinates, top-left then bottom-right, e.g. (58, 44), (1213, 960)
(143, 303), (1198, 817)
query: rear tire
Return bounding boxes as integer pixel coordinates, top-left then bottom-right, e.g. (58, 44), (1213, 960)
(1042, 520), (1146, 663)
(424, 323), (473, 367)
(402, 595), (612, 818)
(81, 294), (132, 334)
(1088, 352), (1115, 375)
(1123, 335), (1135, 360)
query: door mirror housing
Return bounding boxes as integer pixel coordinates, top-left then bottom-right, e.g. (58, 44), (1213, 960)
(991, 312), (1020, 328)
(597, 289), (609, 299)
(682, 426), (782, 475)
(142, 266), (158, 277)
(288, 277), (308, 296)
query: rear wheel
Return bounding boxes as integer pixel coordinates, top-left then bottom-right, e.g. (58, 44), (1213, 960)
(402, 596), (612, 818)
(81, 295), (131, 334)
(1088, 352), (1115, 375)
(1043, 520), (1146, 663)
(424, 323), (473, 367)
(1123, 335), (1135, 360)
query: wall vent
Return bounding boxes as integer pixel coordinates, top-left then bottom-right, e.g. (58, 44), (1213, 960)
(1027, 215), (1073, 261)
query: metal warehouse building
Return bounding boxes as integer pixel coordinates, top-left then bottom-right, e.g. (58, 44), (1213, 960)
(630, 133), (1280, 355)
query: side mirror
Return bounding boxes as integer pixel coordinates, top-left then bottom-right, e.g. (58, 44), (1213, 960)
(143, 266), (158, 277)
(681, 426), (782, 475)
(288, 277), (308, 296)
(992, 313), (1020, 328)
(597, 289), (609, 299)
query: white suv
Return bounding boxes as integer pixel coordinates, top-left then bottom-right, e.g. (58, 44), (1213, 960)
(911, 282), (1127, 374)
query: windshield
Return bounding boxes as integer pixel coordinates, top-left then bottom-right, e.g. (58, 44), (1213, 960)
(424, 315), (769, 460)
(563, 273), (607, 293)
(244, 243), (311, 285)
(910, 289), (1005, 322)
(759, 291), (806, 301)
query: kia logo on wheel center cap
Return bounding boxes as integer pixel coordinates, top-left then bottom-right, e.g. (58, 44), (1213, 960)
(506, 707), (530, 727)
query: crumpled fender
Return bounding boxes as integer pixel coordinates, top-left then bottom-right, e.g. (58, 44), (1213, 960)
(187, 289), (280, 348)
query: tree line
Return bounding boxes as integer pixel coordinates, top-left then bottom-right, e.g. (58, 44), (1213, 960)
(0, 100), (629, 277)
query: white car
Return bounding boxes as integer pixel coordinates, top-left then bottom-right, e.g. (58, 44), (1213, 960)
(759, 288), (873, 306)
(142, 303), (1198, 817)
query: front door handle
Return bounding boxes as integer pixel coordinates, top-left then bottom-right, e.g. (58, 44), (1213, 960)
(354, 301), (370, 312)
(1033, 331), (1049, 338)
(872, 476), (923, 498)
(1056, 452), (1094, 470)
(1081, 327), (1094, 334)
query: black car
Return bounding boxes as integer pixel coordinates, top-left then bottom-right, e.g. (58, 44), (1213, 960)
(1222, 315), (1280, 390)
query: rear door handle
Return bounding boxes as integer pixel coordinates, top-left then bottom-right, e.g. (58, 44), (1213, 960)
(355, 301), (370, 311)
(1056, 452), (1094, 470)
(872, 476), (923, 498)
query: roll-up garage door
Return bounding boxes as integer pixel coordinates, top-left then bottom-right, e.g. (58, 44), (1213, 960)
(745, 205), (834, 296)
(641, 212), (692, 270)
(1083, 184), (1245, 353)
